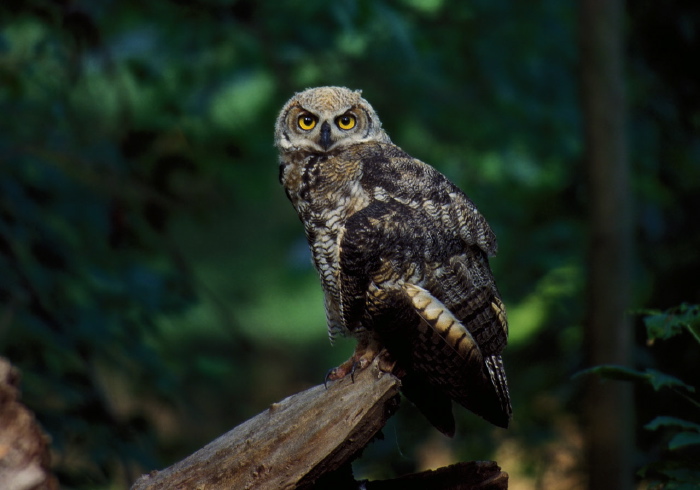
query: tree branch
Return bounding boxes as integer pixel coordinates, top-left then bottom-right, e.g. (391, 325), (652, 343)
(132, 359), (508, 489)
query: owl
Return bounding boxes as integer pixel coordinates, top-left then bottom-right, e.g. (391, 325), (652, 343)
(274, 86), (511, 435)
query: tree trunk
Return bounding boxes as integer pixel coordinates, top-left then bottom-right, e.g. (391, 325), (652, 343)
(0, 357), (59, 490)
(579, 1), (634, 489)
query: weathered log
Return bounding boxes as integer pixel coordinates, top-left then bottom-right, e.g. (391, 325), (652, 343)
(132, 360), (401, 489)
(132, 359), (508, 489)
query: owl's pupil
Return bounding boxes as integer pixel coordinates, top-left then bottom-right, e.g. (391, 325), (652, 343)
(304, 117), (313, 125)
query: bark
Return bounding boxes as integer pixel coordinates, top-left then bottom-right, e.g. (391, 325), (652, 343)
(579, 1), (634, 489)
(0, 357), (59, 490)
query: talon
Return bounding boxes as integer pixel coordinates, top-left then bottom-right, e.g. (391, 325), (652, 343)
(350, 358), (370, 383)
(350, 362), (359, 383)
(324, 368), (336, 389)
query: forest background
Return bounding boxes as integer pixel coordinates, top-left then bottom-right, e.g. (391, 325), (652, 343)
(1, 1), (699, 489)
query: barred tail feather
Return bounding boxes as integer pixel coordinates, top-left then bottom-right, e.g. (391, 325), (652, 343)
(485, 355), (512, 422)
(404, 283), (511, 428)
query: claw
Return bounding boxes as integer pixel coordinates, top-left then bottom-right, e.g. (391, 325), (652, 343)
(350, 358), (371, 383)
(350, 362), (359, 383)
(324, 368), (337, 389)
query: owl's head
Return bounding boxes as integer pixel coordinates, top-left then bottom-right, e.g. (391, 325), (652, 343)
(274, 86), (391, 154)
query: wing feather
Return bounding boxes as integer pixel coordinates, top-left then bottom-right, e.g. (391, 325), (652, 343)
(333, 144), (511, 430)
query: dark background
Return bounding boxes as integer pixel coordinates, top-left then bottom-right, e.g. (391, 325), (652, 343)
(1, 1), (698, 488)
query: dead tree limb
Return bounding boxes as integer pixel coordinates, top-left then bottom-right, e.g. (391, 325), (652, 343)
(132, 359), (508, 489)
(132, 360), (400, 489)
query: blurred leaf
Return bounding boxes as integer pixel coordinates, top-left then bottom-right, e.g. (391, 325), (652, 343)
(650, 475), (700, 490)
(645, 369), (696, 393)
(668, 432), (700, 451)
(645, 416), (700, 433)
(209, 71), (275, 133)
(576, 365), (648, 383)
(576, 365), (696, 393)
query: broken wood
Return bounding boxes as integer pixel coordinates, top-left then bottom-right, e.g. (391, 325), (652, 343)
(131, 359), (508, 489)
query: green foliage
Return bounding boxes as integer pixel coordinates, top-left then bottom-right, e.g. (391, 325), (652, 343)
(581, 306), (700, 489)
(577, 366), (696, 394)
(645, 417), (700, 451)
(641, 304), (700, 345)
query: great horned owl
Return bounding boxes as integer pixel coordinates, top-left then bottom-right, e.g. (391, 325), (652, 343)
(274, 86), (511, 435)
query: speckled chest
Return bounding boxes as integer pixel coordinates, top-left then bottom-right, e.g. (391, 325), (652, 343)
(280, 152), (367, 240)
(280, 151), (370, 303)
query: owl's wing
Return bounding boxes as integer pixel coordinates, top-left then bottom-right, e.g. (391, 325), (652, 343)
(352, 143), (499, 258)
(338, 189), (511, 433)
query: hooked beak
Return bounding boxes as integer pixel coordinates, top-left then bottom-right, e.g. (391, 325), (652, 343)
(319, 121), (332, 150)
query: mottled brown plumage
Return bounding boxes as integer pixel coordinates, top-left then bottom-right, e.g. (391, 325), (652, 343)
(274, 86), (512, 435)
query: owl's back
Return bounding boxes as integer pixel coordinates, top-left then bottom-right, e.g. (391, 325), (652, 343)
(335, 142), (511, 431)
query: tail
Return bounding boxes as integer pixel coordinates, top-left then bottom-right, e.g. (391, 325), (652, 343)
(404, 283), (512, 428)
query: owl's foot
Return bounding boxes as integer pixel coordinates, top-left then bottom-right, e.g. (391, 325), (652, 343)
(324, 338), (385, 388)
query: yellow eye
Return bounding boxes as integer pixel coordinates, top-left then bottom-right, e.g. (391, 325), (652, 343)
(336, 114), (356, 130)
(298, 115), (317, 131)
